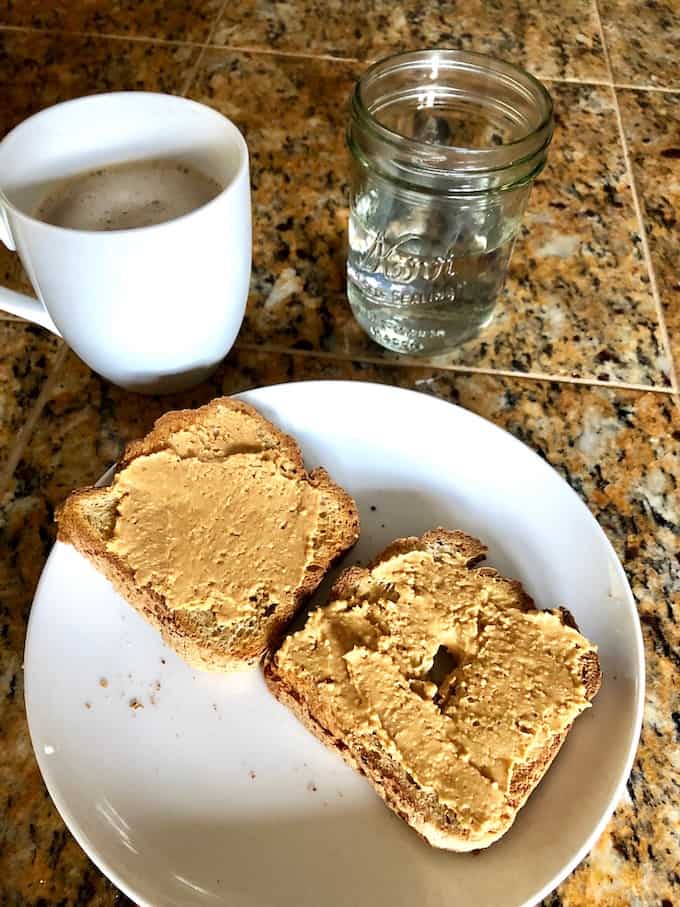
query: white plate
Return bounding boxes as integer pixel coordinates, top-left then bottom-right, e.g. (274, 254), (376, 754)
(25, 381), (644, 907)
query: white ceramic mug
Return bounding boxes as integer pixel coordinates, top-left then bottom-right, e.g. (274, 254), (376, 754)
(0, 92), (251, 393)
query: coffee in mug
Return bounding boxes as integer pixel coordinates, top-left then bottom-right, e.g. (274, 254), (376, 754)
(34, 158), (223, 232)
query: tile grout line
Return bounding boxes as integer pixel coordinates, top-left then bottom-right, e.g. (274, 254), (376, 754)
(0, 344), (67, 501)
(592, 0), (679, 394)
(203, 42), (362, 65)
(0, 23), (363, 64)
(179, 0), (230, 97)
(1, 23), (678, 93)
(3, 317), (670, 394)
(233, 342), (675, 394)
(614, 83), (679, 95)
(500, 74), (610, 88)
(0, 23), (198, 46)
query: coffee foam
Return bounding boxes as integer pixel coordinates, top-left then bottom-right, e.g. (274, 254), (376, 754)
(34, 159), (222, 231)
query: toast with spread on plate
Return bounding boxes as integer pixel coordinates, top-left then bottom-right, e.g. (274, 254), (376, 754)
(266, 529), (601, 851)
(57, 396), (360, 672)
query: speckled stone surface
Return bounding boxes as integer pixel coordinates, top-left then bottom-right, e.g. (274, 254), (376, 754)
(212, 0), (608, 83)
(189, 54), (669, 385)
(0, 0), (222, 43)
(0, 30), (200, 134)
(618, 88), (680, 381)
(1, 0), (679, 902)
(1, 347), (678, 905)
(0, 322), (61, 478)
(600, 0), (680, 89)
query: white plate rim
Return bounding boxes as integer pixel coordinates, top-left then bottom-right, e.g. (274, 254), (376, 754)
(24, 379), (646, 907)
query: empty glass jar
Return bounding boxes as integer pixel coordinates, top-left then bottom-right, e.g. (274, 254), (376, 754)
(346, 49), (554, 355)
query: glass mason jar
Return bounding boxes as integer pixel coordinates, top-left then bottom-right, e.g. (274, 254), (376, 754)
(346, 49), (554, 355)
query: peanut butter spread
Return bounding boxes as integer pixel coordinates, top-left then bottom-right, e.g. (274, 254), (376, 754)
(106, 424), (320, 624)
(276, 542), (597, 842)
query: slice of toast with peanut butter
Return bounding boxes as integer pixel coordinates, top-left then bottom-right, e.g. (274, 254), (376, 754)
(57, 397), (359, 672)
(265, 529), (601, 851)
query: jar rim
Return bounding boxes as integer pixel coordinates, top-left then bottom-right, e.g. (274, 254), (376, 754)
(352, 49), (554, 176)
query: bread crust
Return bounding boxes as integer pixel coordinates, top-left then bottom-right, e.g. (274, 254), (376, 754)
(265, 528), (601, 851)
(57, 397), (360, 672)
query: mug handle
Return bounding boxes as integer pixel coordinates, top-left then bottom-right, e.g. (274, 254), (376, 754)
(0, 206), (62, 336)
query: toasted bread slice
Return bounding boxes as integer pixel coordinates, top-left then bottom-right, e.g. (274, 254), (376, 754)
(266, 529), (601, 851)
(57, 397), (359, 672)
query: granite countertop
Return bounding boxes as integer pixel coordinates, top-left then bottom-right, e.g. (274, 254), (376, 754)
(0, 1), (678, 904)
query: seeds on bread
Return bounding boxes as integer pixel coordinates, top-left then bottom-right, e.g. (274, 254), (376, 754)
(266, 528), (601, 851)
(57, 396), (360, 672)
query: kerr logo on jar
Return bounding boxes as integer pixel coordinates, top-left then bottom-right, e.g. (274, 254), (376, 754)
(360, 233), (457, 285)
